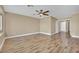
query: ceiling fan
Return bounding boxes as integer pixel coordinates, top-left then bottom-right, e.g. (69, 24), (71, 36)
(34, 10), (49, 17)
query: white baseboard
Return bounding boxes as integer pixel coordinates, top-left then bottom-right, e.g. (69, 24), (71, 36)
(6, 32), (40, 39)
(40, 32), (51, 35)
(6, 32), (58, 39)
(51, 32), (58, 35)
(6, 32), (52, 39)
(71, 35), (79, 38)
(40, 32), (58, 35)
(70, 33), (79, 38)
(0, 37), (6, 51)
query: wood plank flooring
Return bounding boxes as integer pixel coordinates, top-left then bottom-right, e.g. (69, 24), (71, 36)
(1, 32), (79, 53)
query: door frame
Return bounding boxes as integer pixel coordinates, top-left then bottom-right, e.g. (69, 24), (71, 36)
(56, 20), (70, 33)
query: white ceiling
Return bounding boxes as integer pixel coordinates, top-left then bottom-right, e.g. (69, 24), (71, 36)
(3, 5), (79, 19)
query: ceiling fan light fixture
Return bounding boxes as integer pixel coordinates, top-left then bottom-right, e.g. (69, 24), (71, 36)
(40, 14), (43, 15)
(39, 14), (43, 17)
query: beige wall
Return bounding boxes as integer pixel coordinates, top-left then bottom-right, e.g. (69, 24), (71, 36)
(5, 12), (40, 37)
(40, 16), (57, 35)
(40, 17), (51, 34)
(5, 12), (57, 36)
(51, 17), (57, 34)
(70, 14), (79, 36)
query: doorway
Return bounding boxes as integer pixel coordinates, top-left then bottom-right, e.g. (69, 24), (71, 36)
(58, 20), (70, 33)
(59, 21), (66, 32)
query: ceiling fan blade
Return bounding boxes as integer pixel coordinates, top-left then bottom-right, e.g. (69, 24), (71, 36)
(43, 10), (49, 13)
(35, 10), (39, 12)
(40, 10), (43, 13)
(43, 13), (49, 16)
(40, 10), (43, 12)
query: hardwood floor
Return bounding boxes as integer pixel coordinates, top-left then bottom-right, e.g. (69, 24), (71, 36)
(1, 32), (79, 53)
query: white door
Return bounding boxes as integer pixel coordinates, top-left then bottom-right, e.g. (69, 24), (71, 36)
(60, 21), (66, 32)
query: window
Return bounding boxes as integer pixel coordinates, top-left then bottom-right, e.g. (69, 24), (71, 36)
(0, 15), (2, 32)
